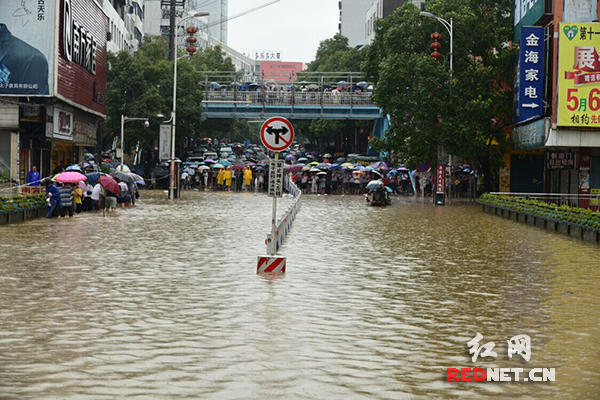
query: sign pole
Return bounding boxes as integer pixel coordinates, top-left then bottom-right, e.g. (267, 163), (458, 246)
(257, 116), (295, 273)
(269, 151), (279, 255)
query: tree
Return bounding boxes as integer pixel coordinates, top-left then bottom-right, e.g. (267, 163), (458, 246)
(106, 38), (243, 160)
(363, 0), (516, 187)
(306, 34), (364, 72)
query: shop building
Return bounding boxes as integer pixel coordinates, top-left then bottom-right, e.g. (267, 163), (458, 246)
(509, 0), (600, 205)
(0, 0), (107, 184)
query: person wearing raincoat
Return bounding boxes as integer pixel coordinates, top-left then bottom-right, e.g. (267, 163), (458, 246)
(224, 166), (232, 191)
(243, 167), (252, 190)
(217, 167), (225, 190)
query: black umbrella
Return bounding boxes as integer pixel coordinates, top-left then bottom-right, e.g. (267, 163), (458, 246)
(111, 170), (135, 183)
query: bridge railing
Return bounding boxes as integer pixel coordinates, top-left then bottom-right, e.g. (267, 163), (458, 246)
(203, 90), (375, 106)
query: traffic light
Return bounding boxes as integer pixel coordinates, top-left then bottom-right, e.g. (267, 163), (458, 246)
(186, 26), (198, 56)
(430, 32), (442, 61)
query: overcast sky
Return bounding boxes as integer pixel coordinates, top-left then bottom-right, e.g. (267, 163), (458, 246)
(228, 0), (339, 64)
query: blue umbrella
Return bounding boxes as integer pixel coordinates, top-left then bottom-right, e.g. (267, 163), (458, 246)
(330, 163), (341, 170)
(317, 163), (330, 170)
(220, 160), (232, 167)
(85, 172), (103, 185)
(298, 157), (308, 162)
(212, 163), (224, 169)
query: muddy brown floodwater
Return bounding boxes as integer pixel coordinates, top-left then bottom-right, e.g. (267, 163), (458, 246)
(1, 191), (599, 399)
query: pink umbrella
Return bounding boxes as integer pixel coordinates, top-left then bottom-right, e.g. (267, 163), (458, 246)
(53, 171), (87, 183)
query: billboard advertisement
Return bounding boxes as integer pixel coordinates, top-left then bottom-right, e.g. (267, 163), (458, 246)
(564, 0), (599, 23)
(514, 0), (544, 41)
(557, 22), (600, 127)
(0, 0), (56, 96)
(515, 26), (545, 124)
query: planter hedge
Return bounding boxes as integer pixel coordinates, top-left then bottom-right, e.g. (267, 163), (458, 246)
(479, 193), (600, 233)
(0, 194), (46, 225)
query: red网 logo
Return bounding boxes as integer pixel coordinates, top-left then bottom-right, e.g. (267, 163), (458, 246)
(445, 333), (556, 383)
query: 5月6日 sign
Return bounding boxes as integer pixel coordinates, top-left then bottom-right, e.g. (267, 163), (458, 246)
(260, 117), (294, 152)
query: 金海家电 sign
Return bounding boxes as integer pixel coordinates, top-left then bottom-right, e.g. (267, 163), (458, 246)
(515, 26), (545, 124)
(557, 23), (600, 127)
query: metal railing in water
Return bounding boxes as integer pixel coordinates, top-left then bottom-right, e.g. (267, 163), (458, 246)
(203, 90), (375, 106)
(490, 192), (600, 209)
(267, 175), (302, 254)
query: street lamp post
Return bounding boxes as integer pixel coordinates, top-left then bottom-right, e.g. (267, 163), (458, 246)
(420, 11), (453, 206)
(120, 114), (149, 172)
(169, 11), (209, 200)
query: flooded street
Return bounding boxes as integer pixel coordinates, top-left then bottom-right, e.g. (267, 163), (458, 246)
(1, 192), (599, 399)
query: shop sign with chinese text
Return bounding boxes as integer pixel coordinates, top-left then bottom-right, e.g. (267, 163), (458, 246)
(514, 0), (545, 41)
(515, 26), (545, 124)
(512, 117), (548, 149)
(558, 23), (600, 127)
(546, 150), (576, 169)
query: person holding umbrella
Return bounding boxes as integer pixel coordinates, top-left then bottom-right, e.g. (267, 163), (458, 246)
(58, 182), (74, 217)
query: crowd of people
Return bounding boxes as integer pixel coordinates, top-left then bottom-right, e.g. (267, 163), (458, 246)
(44, 177), (138, 218)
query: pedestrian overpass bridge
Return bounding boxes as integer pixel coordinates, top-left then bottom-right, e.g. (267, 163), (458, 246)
(198, 71), (389, 140)
(201, 91), (383, 121)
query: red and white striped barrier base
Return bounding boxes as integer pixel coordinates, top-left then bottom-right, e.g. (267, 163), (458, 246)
(257, 256), (286, 274)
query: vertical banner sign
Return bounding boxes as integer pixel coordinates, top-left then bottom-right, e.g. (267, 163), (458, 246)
(159, 125), (171, 160)
(558, 23), (600, 126)
(516, 26), (545, 124)
(268, 159), (284, 197)
(436, 164), (445, 194)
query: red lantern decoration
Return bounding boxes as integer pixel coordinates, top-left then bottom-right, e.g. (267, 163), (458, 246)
(430, 32), (442, 61)
(186, 36), (197, 44)
(186, 46), (197, 54)
(186, 26), (198, 34)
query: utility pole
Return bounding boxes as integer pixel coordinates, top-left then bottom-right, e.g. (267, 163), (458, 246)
(168, 0), (176, 61)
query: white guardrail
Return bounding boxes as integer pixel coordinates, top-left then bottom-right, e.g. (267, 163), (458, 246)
(268, 174), (302, 254)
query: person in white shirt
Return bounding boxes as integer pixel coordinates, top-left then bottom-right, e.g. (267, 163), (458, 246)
(117, 180), (129, 207)
(82, 182), (94, 211)
(91, 183), (102, 211)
